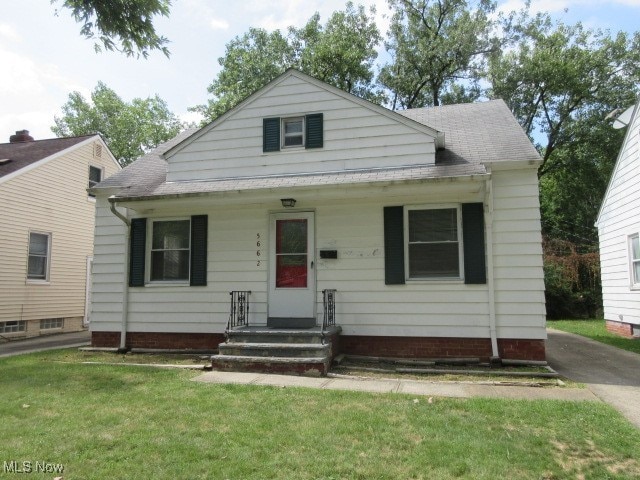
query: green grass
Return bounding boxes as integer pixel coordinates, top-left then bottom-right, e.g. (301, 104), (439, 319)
(549, 319), (640, 355)
(2, 349), (640, 479)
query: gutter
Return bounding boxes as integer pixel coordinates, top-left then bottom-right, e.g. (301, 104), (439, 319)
(484, 172), (500, 361)
(108, 196), (131, 352)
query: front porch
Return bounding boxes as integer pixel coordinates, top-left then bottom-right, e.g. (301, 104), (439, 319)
(209, 289), (341, 376)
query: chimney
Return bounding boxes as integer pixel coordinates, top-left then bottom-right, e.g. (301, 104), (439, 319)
(10, 130), (34, 143)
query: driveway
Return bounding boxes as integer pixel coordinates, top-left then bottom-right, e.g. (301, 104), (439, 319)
(546, 328), (640, 428)
(0, 330), (90, 358)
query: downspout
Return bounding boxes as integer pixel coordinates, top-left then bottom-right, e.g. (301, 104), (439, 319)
(108, 196), (130, 352)
(484, 171), (500, 361)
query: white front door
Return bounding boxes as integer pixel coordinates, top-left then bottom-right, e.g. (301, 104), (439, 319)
(268, 212), (316, 326)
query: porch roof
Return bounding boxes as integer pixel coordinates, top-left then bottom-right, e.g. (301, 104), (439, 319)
(109, 162), (489, 202)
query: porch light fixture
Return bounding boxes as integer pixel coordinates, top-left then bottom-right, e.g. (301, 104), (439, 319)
(281, 198), (296, 208)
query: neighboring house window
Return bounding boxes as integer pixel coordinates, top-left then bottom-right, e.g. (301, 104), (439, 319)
(405, 206), (462, 279)
(0, 321), (26, 333)
(282, 117), (304, 148)
(263, 113), (323, 152)
(150, 219), (191, 282)
(40, 318), (64, 330)
(27, 232), (51, 281)
(629, 234), (640, 286)
(88, 165), (103, 197)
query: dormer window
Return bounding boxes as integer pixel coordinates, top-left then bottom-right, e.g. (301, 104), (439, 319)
(263, 113), (323, 152)
(283, 117), (304, 148)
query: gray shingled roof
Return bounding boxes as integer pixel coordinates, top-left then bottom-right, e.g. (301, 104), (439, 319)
(398, 99), (541, 165)
(102, 99), (538, 201)
(93, 128), (198, 195)
(0, 135), (95, 179)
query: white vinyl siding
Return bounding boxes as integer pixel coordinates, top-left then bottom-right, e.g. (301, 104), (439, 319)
(90, 169), (546, 341)
(597, 105), (640, 326)
(166, 74), (437, 181)
(0, 140), (119, 325)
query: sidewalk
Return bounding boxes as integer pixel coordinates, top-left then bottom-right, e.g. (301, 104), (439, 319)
(0, 330), (90, 358)
(193, 370), (598, 401)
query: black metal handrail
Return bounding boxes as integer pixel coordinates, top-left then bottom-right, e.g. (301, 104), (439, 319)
(227, 291), (251, 339)
(322, 289), (337, 332)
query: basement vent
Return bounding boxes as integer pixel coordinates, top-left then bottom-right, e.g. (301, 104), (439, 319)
(0, 158), (11, 165)
(94, 144), (102, 158)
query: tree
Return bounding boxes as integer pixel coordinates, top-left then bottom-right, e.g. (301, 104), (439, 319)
(379, 0), (499, 109)
(194, 2), (381, 121)
(52, 82), (184, 166)
(488, 13), (640, 176)
(52, 0), (171, 58)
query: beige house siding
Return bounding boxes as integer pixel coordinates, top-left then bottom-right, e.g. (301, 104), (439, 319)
(0, 138), (119, 337)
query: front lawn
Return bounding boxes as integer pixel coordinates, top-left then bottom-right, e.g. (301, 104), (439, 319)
(548, 319), (640, 355)
(2, 349), (640, 479)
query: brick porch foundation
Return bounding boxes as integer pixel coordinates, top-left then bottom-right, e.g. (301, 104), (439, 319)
(605, 320), (636, 338)
(91, 331), (225, 349)
(339, 335), (546, 361)
(92, 331), (545, 361)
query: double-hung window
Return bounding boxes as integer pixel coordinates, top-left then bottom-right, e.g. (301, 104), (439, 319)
(629, 234), (640, 287)
(282, 117), (304, 148)
(406, 206), (462, 279)
(150, 219), (190, 282)
(27, 232), (51, 281)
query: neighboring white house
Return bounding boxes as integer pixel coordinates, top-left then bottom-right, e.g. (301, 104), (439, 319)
(596, 100), (640, 338)
(0, 130), (120, 340)
(89, 69), (546, 364)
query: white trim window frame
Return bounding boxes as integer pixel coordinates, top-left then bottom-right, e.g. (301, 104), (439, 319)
(147, 218), (191, 284)
(628, 233), (640, 288)
(281, 117), (305, 149)
(27, 231), (52, 283)
(404, 204), (464, 281)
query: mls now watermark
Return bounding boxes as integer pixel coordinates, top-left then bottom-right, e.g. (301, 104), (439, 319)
(4, 460), (64, 474)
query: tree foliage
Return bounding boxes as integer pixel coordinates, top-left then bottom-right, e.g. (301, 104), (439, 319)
(52, 0), (171, 58)
(379, 0), (499, 109)
(488, 13), (640, 176)
(194, 2), (381, 121)
(52, 82), (184, 166)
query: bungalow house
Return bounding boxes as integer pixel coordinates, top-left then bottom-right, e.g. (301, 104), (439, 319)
(89, 69), (546, 374)
(596, 99), (640, 338)
(0, 130), (119, 339)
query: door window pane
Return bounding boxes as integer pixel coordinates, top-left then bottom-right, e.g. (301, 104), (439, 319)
(276, 219), (307, 288)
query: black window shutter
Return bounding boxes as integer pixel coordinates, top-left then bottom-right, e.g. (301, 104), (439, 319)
(305, 113), (323, 149)
(190, 215), (208, 286)
(462, 203), (487, 284)
(383, 206), (405, 285)
(263, 117), (280, 152)
(129, 218), (146, 287)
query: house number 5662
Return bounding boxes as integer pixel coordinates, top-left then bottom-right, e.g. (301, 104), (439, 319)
(256, 233), (262, 266)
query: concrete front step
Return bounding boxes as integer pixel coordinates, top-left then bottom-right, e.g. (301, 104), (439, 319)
(219, 342), (330, 358)
(227, 326), (340, 344)
(211, 354), (330, 377)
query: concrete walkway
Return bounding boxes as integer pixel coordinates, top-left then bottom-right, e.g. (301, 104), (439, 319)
(546, 328), (640, 429)
(193, 370), (597, 402)
(0, 330), (90, 358)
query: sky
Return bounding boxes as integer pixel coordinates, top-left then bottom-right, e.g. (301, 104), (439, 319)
(1, 0), (639, 142)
